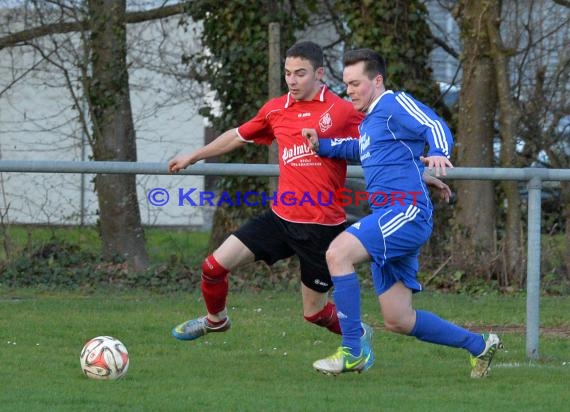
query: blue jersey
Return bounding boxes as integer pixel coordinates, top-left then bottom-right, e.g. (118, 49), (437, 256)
(318, 90), (453, 214)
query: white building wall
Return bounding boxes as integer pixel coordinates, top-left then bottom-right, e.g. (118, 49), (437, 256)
(425, 0), (461, 85)
(0, 14), (208, 227)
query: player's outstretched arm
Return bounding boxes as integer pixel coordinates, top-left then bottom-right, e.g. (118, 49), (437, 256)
(302, 128), (360, 161)
(168, 128), (246, 173)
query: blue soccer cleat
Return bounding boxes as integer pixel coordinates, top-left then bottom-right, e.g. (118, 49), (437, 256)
(172, 316), (231, 341)
(360, 322), (375, 371)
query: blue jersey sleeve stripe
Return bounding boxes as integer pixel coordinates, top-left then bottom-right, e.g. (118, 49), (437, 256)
(396, 93), (446, 151)
(396, 93), (449, 157)
(396, 93), (448, 156)
(402, 93), (450, 157)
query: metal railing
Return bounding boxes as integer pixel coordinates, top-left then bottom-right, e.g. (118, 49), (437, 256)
(1, 159), (569, 360)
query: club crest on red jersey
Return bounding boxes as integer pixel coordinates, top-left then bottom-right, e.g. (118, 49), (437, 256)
(319, 112), (332, 132)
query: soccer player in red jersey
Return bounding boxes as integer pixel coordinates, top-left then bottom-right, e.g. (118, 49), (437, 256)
(168, 40), (367, 342)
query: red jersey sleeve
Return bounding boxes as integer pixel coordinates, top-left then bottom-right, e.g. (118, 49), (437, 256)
(236, 102), (276, 146)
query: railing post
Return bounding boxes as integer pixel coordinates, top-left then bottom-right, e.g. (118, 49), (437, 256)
(526, 175), (542, 360)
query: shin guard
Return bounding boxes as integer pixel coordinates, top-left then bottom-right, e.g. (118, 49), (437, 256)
(200, 255), (229, 317)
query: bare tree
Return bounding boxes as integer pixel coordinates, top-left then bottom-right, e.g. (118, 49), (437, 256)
(507, 0), (570, 277)
(453, 0), (499, 278)
(86, 0), (147, 270)
(0, 0), (191, 272)
(451, 0), (569, 283)
(486, 0), (524, 286)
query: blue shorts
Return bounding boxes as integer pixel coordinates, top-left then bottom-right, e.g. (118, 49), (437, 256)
(345, 205), (432, 296)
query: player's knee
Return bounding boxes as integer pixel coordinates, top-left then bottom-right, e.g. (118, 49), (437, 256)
(325, 246), (343, 269)
(201, 255), (229, 282)
(384, 320), (405, 334)
(384, 315), (413, 334)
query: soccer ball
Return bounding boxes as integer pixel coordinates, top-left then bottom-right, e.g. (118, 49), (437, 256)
(80, 336), (129, 380)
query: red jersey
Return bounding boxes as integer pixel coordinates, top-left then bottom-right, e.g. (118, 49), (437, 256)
(237, 85), (363, 225)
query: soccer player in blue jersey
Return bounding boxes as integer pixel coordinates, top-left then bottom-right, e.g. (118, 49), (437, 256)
(302, 48), (501, 378)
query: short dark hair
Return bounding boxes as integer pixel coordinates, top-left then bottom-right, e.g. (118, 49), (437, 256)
(286, 41), (324, 71)
(343, 48), (387, 80)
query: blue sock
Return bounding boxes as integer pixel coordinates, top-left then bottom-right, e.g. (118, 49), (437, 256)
(332, 273), (362, 357)
(410, 310), (485, 356)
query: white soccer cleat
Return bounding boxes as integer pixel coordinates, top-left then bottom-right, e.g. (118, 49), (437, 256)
(469, 333), (503, 378)
(313, 346), (371, 376)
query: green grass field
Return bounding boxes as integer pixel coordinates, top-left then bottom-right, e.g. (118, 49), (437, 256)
(0, 226), (211, 265)
(1, 289), (568, 412)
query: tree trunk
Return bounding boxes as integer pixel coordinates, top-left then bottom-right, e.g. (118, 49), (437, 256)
(453, 1), (498, 278)
(485, 0), (524, 288)
(267, 22), (281, 194)
(88, 0), (148, 272)
(563, 182), (570, 276)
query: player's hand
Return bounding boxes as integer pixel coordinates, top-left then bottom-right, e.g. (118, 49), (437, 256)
(168, 154), (194, 174)
(421, 155), (453, 177)
(424, 175), (452, 203)
(301, 128), (319, 153)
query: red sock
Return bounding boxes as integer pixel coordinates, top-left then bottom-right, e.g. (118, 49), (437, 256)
(200, 255), (229, 317)
(304, 301), (341, 334)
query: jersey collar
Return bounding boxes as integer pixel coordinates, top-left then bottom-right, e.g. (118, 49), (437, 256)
(367, 90), (394, 114)
(285, 85), (328, 108)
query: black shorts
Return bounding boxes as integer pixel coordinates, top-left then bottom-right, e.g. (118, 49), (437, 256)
(233, 210), (346, 293)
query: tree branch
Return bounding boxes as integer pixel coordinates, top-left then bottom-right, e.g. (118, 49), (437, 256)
(553, 0), (570, 8)
(124, 3), (189, 24)
(0, 3), (189, 50)
(0, 21), (87, 49)
(432, 35), (459, 59)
